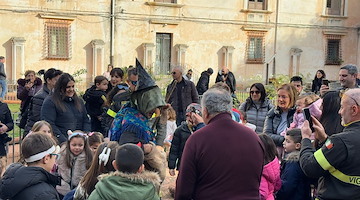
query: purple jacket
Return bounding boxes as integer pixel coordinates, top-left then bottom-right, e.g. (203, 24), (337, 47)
(259, 157), (281, 200)
(17, 77), (42, 109)
(175, 113), (264, 200)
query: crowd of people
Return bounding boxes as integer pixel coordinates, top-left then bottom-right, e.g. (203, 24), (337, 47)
(0, 59), (359, 200)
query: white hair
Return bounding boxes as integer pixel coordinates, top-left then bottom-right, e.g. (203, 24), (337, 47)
(201, 88), (232, 115)
(172, 66), (184, 75)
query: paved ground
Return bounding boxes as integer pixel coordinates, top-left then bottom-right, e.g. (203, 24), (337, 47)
(6, 143), (176, 200)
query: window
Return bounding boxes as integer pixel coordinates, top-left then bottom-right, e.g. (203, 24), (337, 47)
(325, 35), (342, 65)
(44, 19), (72, 59)
(248, 0), (266, 10)
(246, 32), (265, 64)
(326, 0), (344, 15)
(155, 0), (176, 3)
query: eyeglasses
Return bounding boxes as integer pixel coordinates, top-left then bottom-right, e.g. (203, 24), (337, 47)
(50, 153), (60, 160)
(130, 80), (138, 86)
(171, 72), (176, 75)
(250, 91), (260, 94)
(117, 85), (129, 90)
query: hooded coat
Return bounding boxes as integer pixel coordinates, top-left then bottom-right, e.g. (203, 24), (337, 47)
(88, 171), (161, 200)
(259, 157), (281, 200)
(0, 163), (61, 200)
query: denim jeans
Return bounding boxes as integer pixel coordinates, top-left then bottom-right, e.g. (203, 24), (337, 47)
(0, 79), (7, 99)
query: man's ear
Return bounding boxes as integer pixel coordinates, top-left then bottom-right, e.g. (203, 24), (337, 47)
(112, 160), (119, 171)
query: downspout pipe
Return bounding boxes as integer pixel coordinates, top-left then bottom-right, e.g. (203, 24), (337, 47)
(110, 0), (115, 65)
(272, 0), (279, 76)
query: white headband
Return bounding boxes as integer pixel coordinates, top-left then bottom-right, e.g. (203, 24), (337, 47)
(24, 146), (56, 163)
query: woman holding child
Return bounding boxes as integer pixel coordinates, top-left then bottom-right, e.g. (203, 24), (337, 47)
(263, 84), (298, 147)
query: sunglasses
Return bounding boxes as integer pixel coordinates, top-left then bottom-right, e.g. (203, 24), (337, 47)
(117, 85), (129, 90)
(171, 72), (176, 75)
(130, 80), (138, 86)
(250, 91), (260, 94)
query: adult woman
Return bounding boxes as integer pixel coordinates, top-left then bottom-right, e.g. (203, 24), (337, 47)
(263, 84), (298, 147)
(239, 83), (273, 133)
(41, 73), (90, 144)
(311, 70), (326, 94)
(102, 64), (113, 80)
(106, 68), (124, 93)
(0, 101), (14, 168)
(24, 68), (63, 136)
(17, 70), (42, 128)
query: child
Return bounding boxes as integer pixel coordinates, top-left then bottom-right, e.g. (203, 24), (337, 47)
(0, 133), (61, 200)
(63, 141), (119, 200)
(290, 94), (322, 129)
(87, 132), (104, 154)
(88, 143), (161, 200)
(30, 120), (58, 143)
(56, 131), (93, 198)
(83, 75), (108, 133)
(276, 129), (312, 200)
(163, 106), (177, 153)
(239, 110), (257, 131)
(168, 103), (202, 176)
(258, 134), (281, 200)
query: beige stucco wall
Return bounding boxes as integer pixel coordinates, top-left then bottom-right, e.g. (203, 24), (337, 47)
(0, 0), (359, 91)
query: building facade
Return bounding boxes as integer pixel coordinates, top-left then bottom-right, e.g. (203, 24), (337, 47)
(0, 0), (359, 89)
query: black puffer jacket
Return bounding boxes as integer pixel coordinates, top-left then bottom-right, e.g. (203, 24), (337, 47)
(83, 85), (107, 117)
(0, 102), (14, 156)
(196, 71), (211, 95)
(41, 96), (91, 144)
(0, 163), (60, 200)
(168, 122), (192, 170)
(24, 84), (51, 136)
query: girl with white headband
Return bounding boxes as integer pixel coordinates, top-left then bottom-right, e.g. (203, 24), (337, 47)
(56, 131), (93, 199)
(0, 132), (61, 200)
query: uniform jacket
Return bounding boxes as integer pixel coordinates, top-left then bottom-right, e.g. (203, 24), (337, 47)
(24, 83), (51, 135)
(168, 122), (192, 170)
(259, 157), (281, 200)
(88, 171), (161, 200)
(166, 79), (199, 114)
(239, 98), (273, 134)
(300, 121), (360, 200)
(56, 145), (88, 196)
(0, 163), (60, 200)
(0, 102), (14, 156)
(196, 71), (211, 95)
(263, 106), (296, 147)
(276, 151), (312, 200)
(41, 96), (90, 144)
(175, 113), (264, 200)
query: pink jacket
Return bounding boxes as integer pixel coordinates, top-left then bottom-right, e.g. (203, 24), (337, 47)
(259, 157), (281, 200)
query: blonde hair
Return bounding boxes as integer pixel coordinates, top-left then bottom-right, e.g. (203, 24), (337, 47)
(167, 106), (176, 121)
(277, 84), (298, 108)
(298, 94), (320, 107)
(31, 120), (58, 143)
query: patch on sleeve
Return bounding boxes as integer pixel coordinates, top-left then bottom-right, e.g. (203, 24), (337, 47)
(325, 139), (334, 149)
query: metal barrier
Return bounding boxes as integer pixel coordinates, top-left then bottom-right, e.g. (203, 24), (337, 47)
(6, 112), (23, 164)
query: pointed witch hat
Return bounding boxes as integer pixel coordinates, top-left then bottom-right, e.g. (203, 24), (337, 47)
(136, 58), (156, 91)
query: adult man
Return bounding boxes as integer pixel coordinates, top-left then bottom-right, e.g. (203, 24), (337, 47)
(215, 66), (236, 94)
(0, 56), (6, 100)
(196, 68), (213, 95)
(290, 76), (303, 94)
(166, 66), (199, 126)
(183, 69), (193, 82)
(175, 88), (264, 200)
(300, 88), (360, 199)
(320, 64), (358, 96)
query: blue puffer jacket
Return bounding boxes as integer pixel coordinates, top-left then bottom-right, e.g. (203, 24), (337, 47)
(276, 152), (312, 200)
(41, 96), (90, 144)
